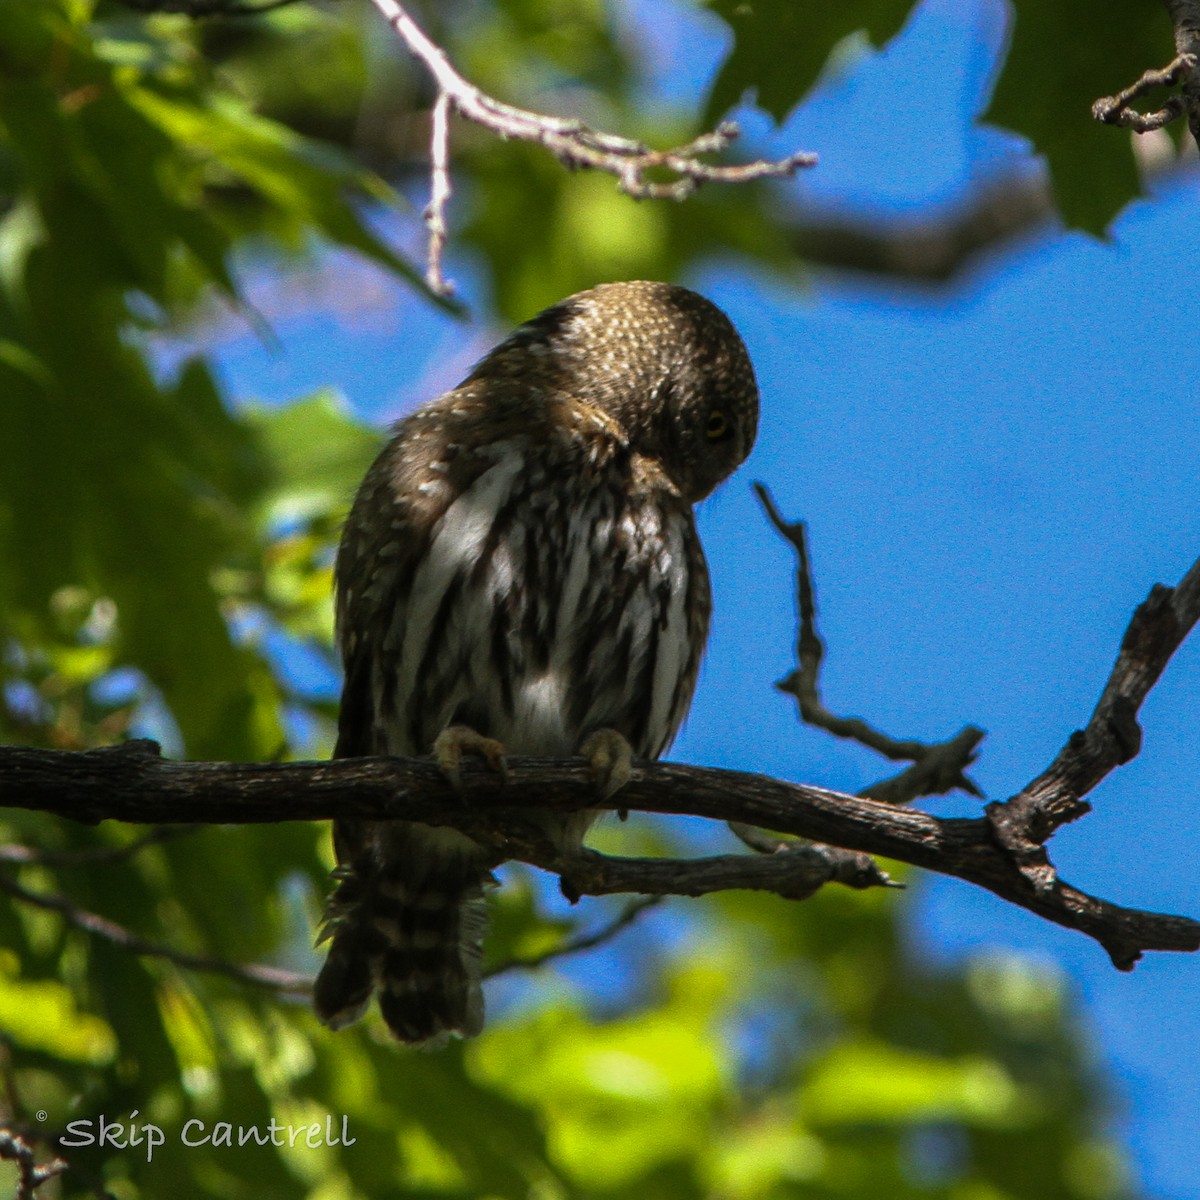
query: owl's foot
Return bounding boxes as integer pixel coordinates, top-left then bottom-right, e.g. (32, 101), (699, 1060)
(434, 725), (510, 790)
(579, 728), (633, 806)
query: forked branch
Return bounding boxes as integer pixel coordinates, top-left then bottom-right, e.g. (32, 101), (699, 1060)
(366, 0), (816, 292)
(754, 482), (984, 804)
(1093, 2), (1200, 148)
(0, 733), (1197, 971)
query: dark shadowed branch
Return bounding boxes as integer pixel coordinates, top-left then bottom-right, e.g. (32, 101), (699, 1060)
(0, 868), (313, 996)
(1, 494), (1198, 983)
(788, 169), (1054, 283)
(484, 896), (664, 977)
(0, 1127), (67, 1200)
(0, 711), (1198, 970)
(986, 554), (1200, 891)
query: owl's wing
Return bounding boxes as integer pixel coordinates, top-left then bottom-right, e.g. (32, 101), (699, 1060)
(332, 402), (511, 762)
(333, 629), (376, 758)
(319, 417), (502, 1044)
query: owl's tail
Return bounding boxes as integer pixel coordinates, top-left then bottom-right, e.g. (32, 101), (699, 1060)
(314, 820), (494, 1045)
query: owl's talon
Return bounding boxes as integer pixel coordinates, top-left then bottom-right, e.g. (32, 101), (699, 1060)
(434, 725), (510, 790)
(579, 728), (633, 802)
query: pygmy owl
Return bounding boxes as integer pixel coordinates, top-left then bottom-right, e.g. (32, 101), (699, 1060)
(314, 280), (759, 1044)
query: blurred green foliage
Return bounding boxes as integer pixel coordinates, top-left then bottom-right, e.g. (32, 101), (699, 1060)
(0, 0), (1168, 1195)
(985, 0), (1174, 232)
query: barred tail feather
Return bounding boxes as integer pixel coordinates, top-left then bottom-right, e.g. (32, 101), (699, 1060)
(314, 822), (495, 1045)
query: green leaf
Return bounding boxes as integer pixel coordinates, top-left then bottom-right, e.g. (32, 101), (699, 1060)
(246, 390), (380, 529)
(985, 0), (1173, 232)
(802, 1039), (1029, 1127)
(125, 84), (428, 294)
(703, 0), (919, 124)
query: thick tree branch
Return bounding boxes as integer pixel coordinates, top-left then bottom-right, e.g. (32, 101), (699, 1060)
(789, 169), (1054, 283)
(1168, 0), (1200, 146)
(987, 556), (1200, 890)
(0, 734), (1196, 971)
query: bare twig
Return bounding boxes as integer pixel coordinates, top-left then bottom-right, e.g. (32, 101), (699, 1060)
(0, 1127), (67, 1200)
(1092, 52), (1195, 131)
(0, 870), (312, 996)
(858, 726), (987, 804)
(753, 482), (984, 799)
(424, 91), (454, 295)
(484, 896), (663, 977)
(1094, 1), (1200, 150)
(365, 0), (816, 292)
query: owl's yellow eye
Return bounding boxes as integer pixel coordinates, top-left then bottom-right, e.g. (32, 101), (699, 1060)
(706, 410), (730, 440)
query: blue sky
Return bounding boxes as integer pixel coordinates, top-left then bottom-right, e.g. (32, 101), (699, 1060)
(202, 0), (1200, 1193)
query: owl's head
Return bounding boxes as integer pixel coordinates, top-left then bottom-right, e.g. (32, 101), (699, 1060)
(476, 281), (760, 503)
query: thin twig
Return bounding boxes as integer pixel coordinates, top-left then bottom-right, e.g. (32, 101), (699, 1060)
(1092, 52), (1196, 131)
(729, 821), (792, 854)
(365, 0), (816, 293)
(0, 870), (312, 995)
(0, 826), (196, 868)
(753, 482), (983, 796)
(484, 896), (663, 976)
(726, 822), (904, 888)
(424, 91), (454, 295)
(0, 1127), (67, 1200)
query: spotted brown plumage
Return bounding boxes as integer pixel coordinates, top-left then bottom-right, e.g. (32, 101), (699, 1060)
(314, 280), (759, 1044)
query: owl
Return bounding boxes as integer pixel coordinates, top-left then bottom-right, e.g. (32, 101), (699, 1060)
(314, 280), (759, 1044)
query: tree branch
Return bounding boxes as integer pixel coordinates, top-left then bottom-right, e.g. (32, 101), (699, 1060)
(1094, 1), (1200, 148)
(484, 896), (663, 977)
(0, 728), (1196, 971)
(787, 169), (1054, 283)
(1093, 52), (1195, 133)
(1167, 0), (1200, 146)
(0, 868), (312, 996)
(0, 1127), (67, 1200)
(986, 556), (1200, 890)
(364, 0), (816, 293)
(754, 482), (984, 802)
